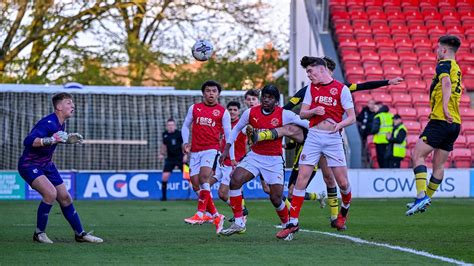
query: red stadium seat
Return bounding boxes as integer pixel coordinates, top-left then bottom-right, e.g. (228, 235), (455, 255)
(415, 106), (431, 120)
(360, 51), (381, 64)
(464, 75), (474, 91)
(407, 134), (420, 149)
(461, 121), (474, 135)
(379, 53), (399, 64)
(398, 52), (418, 64)
(392, 93), (413, 107)
(358, 38), (377, 49)
(466, 135), (474, 156)
(460, 94), (471, 108)
(404, 120), (421, 133)
(411, 93), (430, 105)
(353, 92), (373, 106)
(388, 82), (408, 93)
(371, 92), (393, 103)
(452, 148), (472, 168)
(454, 135), (467, 149)
(460, 108), (474, 121)
(397, 107), (417, 120)
(408, 80), (429, 92)
(383, 65), (403, 79)
(402, 66), (422, 80)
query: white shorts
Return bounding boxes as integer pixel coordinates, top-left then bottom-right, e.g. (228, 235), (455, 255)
(214, 164), (232, 186)
(189, 149), (219, 176)
(300, 128), (346, 167)
(237, 151), (284, 185)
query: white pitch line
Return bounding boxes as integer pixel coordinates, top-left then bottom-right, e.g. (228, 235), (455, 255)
(300, 229), (472, 266)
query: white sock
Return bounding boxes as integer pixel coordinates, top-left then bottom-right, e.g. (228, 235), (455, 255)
(289, 217), (298, 225)
(197, 211), (204, 218)
(235, 217), (245, 227)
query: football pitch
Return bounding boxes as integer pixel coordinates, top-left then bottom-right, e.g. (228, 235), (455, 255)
(1, 199), (473, 265)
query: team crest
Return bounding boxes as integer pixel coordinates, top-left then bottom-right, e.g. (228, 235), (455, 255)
(212, 110), (221, 116)
(330, 88), (338, 96)
(271, 118), (280, 126)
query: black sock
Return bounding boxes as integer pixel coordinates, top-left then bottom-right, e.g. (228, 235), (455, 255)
(162, 181), (168, 200)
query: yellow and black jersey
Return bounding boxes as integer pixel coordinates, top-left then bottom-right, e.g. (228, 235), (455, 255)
(429, 59), (462, 124)
(284, 80), (390, 110)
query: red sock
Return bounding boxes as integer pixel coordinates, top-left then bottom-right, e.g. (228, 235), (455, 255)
(229, 195), (243, 218)
(341, 191), (352, 206)
(198, 190), (210, 213)
(276, 205), (289, 224)
(206, 194), (217, 215)
(289, 195), (304, 219)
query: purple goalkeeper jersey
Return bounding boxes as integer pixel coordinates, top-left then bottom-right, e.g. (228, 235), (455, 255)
(18, 113), (65, 167)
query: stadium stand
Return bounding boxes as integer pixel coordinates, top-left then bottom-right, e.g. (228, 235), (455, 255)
(330, 0), (474, 168)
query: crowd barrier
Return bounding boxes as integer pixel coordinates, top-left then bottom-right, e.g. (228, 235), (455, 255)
(1, 169), (473, 200)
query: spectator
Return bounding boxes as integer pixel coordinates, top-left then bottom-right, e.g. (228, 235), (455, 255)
(159, 118), (186, 201)
(386, 114), (407, 168)
(370, 102), (393, 168)
(357, 99), (376, 142)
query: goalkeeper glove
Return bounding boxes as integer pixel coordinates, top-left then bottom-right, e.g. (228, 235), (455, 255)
(66, 133), (84, 144)
(41, 131), (68, 146)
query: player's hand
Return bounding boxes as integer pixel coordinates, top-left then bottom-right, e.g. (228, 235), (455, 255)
(313, 106), (325, 116)
(231, 160), (238, 167)
(385, 132), (391, 139)
(332, 123), (343, 133)
(53, 131), (68, 144)
(219, 150), (229, 166)
(182, 143), (191, 154)
(158, 154), (164, 161)
(388, 77), (404, 85)
(444, 108), (453, 123)
(66, 133), (84, 144)
(182, 154), (188, 163)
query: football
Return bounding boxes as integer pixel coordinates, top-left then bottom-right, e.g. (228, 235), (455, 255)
(191, 39), (214, 61)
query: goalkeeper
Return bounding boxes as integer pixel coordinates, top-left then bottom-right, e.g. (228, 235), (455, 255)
(17, 92), (103, 244)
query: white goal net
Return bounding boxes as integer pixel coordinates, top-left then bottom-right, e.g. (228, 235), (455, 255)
(0, 84), (248, 170)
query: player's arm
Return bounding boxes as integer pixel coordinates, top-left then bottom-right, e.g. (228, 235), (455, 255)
(299, 87), (325, 119)
(24, 122), (68, 148)
(220, 109), (249, 165)
(282, 109), (310, 128)
(346, 77), (403, 92)
(283, 86), (307, 110)
(333, 86), (356, 132)
(181, 105), (193, 154)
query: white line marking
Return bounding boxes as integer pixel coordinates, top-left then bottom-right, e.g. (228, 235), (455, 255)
(300, 229), (472, 266)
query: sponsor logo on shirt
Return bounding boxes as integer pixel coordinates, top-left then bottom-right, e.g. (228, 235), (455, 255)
(314, 96), (337, 107)
(271, 118), (280, 127)
(195, 117), (216, 127)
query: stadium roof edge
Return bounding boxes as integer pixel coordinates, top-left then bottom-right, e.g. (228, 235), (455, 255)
(0, 83), (246, 96)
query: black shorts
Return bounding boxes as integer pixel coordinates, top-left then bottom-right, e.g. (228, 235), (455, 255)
(163, 158), (183, 172)
(420, 120), (460, 152)
(287, 167), (317, 189)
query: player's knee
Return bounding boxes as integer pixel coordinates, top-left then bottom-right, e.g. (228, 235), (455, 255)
(58, 193), (73, 206)
(43, 189), (57, 204)
(269, 194), (282, 207)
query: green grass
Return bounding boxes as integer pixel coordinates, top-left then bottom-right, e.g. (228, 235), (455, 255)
(0, 199), (473, 265)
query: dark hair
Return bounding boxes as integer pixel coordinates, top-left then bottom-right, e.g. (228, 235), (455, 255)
(322, 56), (337, 72)
(244, 88), (259, 99)
(227, 101), (241, 109)
(201, 80), (222, 93)
(393, 114), (402, 119)
(375, 101), (383, 105)
(261, 84), (280, 102)
(438, 35), (461, 52)
(166, 118), (176, 123)
(300, 56), (327, 68)
(52, 92), (73, 110)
